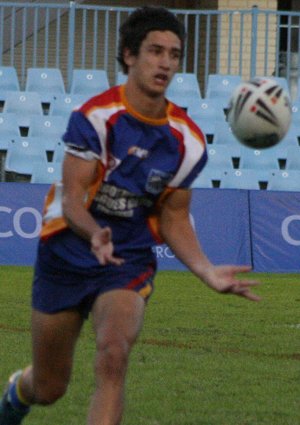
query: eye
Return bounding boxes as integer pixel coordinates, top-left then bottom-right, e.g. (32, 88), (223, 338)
(170, 49), (181, 60)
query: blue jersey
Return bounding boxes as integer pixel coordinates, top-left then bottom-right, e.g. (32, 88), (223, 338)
(40, 85), (207, 268)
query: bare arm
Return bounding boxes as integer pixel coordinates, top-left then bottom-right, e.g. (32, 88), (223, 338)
(159, 189), (261, 301)
(61, 153), (123, 266)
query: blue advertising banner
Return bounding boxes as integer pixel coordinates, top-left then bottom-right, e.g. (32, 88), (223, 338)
(250, 190), (300, 272)
(0, 183), (48, 265)
(155, 188), (251, 270)
(0, 184), (252, 269)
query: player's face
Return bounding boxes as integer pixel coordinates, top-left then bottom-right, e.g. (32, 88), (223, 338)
(125, 30), (182, 97)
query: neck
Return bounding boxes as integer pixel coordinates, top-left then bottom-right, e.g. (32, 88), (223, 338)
(124, 79), (167, 120)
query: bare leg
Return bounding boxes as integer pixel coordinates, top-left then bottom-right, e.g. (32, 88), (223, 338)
(87, 289), (145, 425)
(19, 308), (84, 405)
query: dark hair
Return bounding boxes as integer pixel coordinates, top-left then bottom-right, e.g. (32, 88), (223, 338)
(117, 6), (186, 74)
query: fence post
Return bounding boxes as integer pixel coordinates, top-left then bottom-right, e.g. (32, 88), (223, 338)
(250, 5), (258, 78)
(67, 0), (76, 92)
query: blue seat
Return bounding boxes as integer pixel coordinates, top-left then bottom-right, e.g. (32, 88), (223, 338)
(285, 146), (300, 169)
(5, 137), (48, 179)
(70, 69), (110, 96)
(212, 119), (240, 146)
(220, 169), (268, 190)
(3, 92), (44, 123)
(239, 146), (282, 170)
(0, 113), (20, 139)
(267, 170), (300, 192)
(28, 115), (66, 138)
(25, 68), (66, 100)
(52, 140), (65, 163)
(0, 113), (21, 181)
(0, 66), (20, 92)
(279, 122), (300, 148)
(116, 71), (127, 85)
(191, 167), (223, 189)
(30, 161), (62, 184)
(166, 73), (202, 107)
(206, 74), (242, 108)
(206, 145), (239, 170)
(188, 98), (226, 141)
(49, 94), (87, 116)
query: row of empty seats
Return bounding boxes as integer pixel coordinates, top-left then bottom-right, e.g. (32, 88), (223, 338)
(192, 168), (300, 192)
(0, 66), (300, 189)
(0, 66), (110, 97)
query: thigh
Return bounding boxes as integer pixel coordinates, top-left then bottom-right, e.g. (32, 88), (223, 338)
(91, 289), (146, 347)
(31, 308), (84, 385)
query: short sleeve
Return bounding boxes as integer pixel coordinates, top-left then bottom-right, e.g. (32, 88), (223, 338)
(179, 148), (208, 188)
(62, 110), (102, 160)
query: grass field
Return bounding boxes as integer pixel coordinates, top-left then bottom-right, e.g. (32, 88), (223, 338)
(0, 267), (299, 425)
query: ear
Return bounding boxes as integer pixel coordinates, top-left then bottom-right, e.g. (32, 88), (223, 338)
(123, 48), (136, 67)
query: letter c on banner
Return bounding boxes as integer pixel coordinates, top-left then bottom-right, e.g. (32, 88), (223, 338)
(281, 214), (300, 246)
(0, 206), (13, 237)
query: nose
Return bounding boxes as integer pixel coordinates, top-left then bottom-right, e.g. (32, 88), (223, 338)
(159, 51), (171, 69)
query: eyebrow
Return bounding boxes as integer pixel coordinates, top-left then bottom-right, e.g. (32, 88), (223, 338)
(149, 43), (182, 54)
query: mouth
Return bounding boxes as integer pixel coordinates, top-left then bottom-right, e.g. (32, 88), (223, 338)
(154, 73), (169, 86)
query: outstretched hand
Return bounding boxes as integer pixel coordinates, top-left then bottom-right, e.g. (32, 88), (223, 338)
(91, 227), (124, 266)
(202, 265), (261, 302)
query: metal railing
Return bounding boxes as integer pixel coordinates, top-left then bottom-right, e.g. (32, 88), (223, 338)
(0, 2), (300, 98)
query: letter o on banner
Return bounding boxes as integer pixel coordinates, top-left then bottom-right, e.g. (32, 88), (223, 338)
(281, 214), (300, 246)
(13, 207), (42, 239)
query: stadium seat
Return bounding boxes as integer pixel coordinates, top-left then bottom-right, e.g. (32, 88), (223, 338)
(116, 71), (127, 85)
(206, 145), (239, 170)
(25, 67), (66, 97)
(239, 146), (282, 170)
(279, 122), (300, 148)
(0, 113), (21, 181)
(0, 113), (20, 138)
(285, 146), (300, 169)
(4, 137), (48, 181)
(30, 161), (62, 184)
(212, 119), (240, 147)
(0, 112), (21, 169)
(52, 140), (65, 163)
(191, 167), (223, 189)
(49, 94), (87, 117)
(206, 74), (242, 108)
(189, 99), (226, 143)
(28, 115), (66, 138)
(220, 169), (268, 190)
(70, 69), (110, 96)
(0, 66), (20, 92)
(3, 92), (44, 124)
(166, 73), (202, 107)
(267, 170), (300, 192)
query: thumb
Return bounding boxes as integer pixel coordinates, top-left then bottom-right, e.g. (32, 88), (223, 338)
(100, 227), (112, 243)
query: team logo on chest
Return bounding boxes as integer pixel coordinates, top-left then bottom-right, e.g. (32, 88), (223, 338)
(146, 169), (173, 195)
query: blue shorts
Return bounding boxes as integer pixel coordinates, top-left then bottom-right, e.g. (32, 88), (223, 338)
(32, 241), (157, 318)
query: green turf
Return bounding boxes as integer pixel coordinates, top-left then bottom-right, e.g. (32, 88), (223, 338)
(0, 268), (299, 424)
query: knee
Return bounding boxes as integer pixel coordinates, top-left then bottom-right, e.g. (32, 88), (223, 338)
(95, 337), (131, 379)
(33, 377), (68, 405)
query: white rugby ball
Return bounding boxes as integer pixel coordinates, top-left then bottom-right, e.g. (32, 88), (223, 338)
(227, 77), (292, 149)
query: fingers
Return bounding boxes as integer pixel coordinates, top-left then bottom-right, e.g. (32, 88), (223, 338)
(228, 280), (261, 302)
(91, 227), (124, 266)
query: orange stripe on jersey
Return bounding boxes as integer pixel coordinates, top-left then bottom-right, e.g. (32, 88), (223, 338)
(146, 187), (177, 244)
(120, 85), (169, 126)
(167, 102), (206, 147)
(40, 161), (105, 240)
(80, 86), (123, 114)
